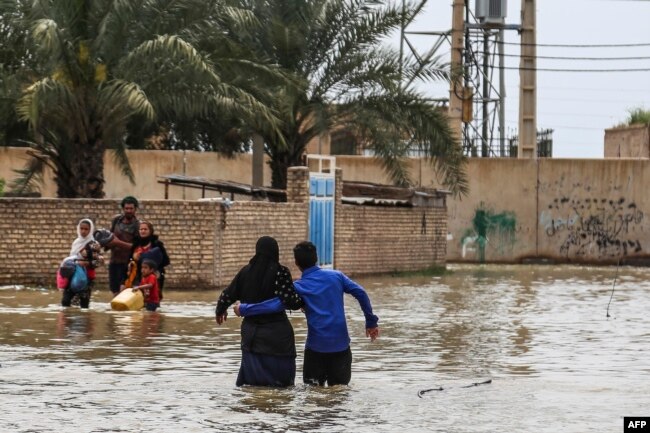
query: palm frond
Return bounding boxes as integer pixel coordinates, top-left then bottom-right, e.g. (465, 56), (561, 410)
(9, 146), (46, 194)
(110, 144), (136, 184)
(31, 18), (61, 58)
(97, 79), (155, 125)
(334, 91), (468, 196)
(16, 77), (77, 130)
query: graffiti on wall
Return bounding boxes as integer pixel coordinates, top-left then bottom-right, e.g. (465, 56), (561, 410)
(461, 203), (517, 262)
(540, 197), (643, 258)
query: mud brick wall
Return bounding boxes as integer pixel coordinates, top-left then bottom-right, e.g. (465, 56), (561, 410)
(335, 205), (447, 275)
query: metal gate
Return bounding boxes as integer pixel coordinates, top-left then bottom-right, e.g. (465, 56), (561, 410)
(308, 156), (335, 268)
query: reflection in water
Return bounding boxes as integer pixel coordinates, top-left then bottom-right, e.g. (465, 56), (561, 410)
(56, 310), (94, 344)
(1, 264), (649, 432)
(107, 311), (164, 344)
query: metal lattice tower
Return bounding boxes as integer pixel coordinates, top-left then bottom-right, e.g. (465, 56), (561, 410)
(400, 0), (523, 157)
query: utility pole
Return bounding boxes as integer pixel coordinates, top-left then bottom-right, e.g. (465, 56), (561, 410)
(498, 28), (506, 156)
(449, 0), (465, 142)
(482, 32), (489, 157)
(518, 0), (537, 158)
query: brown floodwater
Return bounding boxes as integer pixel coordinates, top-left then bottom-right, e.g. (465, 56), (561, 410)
(0, 264), (648, 432)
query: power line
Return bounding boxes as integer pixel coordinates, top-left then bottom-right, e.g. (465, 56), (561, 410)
(536, 96), (649, 104)
(506, 110), (618, 119)
(500, 53), (650, 61)
(504, 121), (608, 131)
(501, 66), (650, 72)
(506, 85), (650, 93)
(499, 41), (650, 48)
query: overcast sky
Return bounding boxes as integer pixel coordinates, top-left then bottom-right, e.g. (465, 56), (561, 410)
(395, 0), (650, 158)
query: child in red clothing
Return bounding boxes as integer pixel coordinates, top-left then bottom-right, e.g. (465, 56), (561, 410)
(132, 259), (161, 311)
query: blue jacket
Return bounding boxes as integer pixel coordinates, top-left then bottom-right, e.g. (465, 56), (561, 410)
(239, 266), (378, 353)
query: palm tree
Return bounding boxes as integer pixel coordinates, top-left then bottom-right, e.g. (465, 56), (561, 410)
(0, 0), (32, 150)
(2, 0), (277, 197)
(236, 0), (467, 195)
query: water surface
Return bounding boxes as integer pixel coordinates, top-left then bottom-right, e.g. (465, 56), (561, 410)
(1, 264), (648, 432)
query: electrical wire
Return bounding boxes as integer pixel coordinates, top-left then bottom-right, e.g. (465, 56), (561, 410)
(501, 53), (650, 61)
(499, 66), (650, 72)
(499, 41), (650, 48)
(505, 85), (650, 93)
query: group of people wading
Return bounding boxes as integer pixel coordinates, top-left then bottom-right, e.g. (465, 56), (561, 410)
(57, 196), (169, 312)
(57, 196), (380, 387)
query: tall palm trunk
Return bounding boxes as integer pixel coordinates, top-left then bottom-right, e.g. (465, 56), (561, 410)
(55, 137), (105, 198)
(269, 137), (307, 190)
(270, 151), (291, 190)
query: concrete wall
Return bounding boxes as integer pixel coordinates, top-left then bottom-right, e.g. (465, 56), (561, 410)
(0, 147), (272, 200)
(444, 158), (650, 264)
(336, 156), (650, 264)
(604, 125), (650, 158)
(0, 148), (425, 198)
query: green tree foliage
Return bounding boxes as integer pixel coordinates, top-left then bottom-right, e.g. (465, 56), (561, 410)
(1, 0), (277, 197)
(0, 0), (33, 148)
(625, 107), (650, 126)
(234, 0), (467, 194)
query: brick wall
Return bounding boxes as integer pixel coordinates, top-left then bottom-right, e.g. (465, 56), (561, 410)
(0, 166), (448, 289)
(0, 199), (221, 289)
(217, 201), (309, 285)
(335, 205), (447, 275)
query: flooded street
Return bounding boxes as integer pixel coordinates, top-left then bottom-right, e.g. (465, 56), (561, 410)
(1, 264), (648, 432)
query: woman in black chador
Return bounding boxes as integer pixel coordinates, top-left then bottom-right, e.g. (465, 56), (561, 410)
(215, 236), (303, 386)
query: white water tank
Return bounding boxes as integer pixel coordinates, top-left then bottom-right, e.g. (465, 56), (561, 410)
(475, 0), (507, 25)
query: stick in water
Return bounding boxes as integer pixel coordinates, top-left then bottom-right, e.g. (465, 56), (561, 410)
(418, 379), (492, 398)
(606, 259), (620, 319)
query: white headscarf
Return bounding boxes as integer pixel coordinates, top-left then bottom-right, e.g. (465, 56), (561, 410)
(70, 218), (95, 258)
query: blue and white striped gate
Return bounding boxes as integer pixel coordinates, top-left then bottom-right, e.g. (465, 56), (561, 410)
(308, 156), (336, 268)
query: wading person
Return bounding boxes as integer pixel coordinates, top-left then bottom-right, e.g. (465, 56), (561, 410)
(122, 221), (170, 299)
(108, 196), (140, 295)
(215, 236), (303, 387)
(59, 218), (104, 308)
(131, 259), (162, 312)
(237, 241), (379, 386)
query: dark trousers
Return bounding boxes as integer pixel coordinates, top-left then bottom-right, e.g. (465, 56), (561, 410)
(108, 263), (128, 294)
(303, 347), (352, 386)
(236, 351), (296, 387)
(61, 288), (90, 308)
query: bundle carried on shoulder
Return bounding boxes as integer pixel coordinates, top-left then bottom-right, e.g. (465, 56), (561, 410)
(93, 229), (114, 247)
(56, 258), (88, 293)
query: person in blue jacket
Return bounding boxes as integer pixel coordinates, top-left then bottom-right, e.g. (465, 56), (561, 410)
(236, 241), (380, 386)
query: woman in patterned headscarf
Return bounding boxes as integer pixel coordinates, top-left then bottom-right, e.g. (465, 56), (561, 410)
(215, 236), (303, 387)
